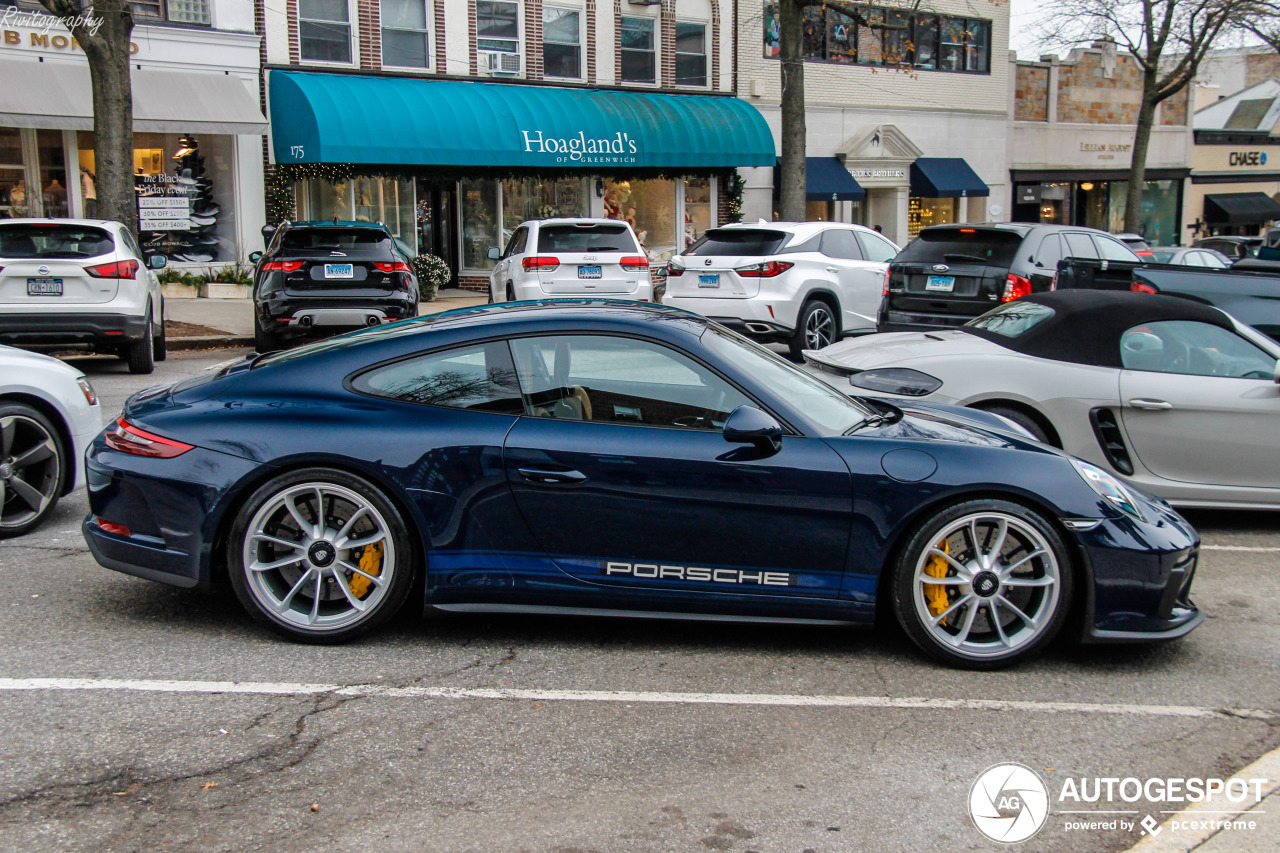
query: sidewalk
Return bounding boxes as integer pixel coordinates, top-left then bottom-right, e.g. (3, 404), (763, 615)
(164, 288), (490, 349)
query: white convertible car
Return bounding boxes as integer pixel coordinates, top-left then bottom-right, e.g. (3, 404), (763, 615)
(804, 290), (1280, 509)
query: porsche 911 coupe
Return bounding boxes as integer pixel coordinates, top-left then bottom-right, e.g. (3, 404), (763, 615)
(804, 290), (1280, 510)
(83, 301), (1201, 668)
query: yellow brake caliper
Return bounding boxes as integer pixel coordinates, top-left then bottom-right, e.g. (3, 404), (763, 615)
(348, 541), (383, 599)
(923, 538), (951, 624)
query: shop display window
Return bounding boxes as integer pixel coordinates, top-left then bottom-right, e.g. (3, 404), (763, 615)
(684, 178), (712, 248)
(501, 177), (588, 237)
(460, 177), (500, 270)
(604, 178), (675, 260)
(298, 176), (417, 251)
(0, 128), (29, 219)
(908, 196), (957, 238)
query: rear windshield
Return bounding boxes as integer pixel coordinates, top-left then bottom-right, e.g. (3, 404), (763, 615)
(965, 301), (1055, 337)
(281, 228), (392, 252)
(684, 229), (787, 257)
(895, 229), (1023, 267)
(1150, 249), (1178, 263)
(0, 224), (114, 259)
(536, 223), (638, 253)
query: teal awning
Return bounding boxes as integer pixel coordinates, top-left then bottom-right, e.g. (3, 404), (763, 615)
(268, 70), (775, 170)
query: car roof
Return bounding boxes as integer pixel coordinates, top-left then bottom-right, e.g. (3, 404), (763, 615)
(288, 220), (391, 230)
(964, 290), (1235, 368)
(0, 218), (121, 230)
(523, 218), (633, 228)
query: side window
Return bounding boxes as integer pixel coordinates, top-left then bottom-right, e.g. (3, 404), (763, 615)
(508, 335), (753, 429)
(1062, 233), (1099, 260)
(1033, 234), (1063, 270)
(855, 231), (899, 263)
(350, 341), (525, 414)
(820, 230), (863, 261)
(1120, 320), (1278, 379)
(503, 227), (527, 258)
(119, 229), (143, 258)
(1201, 252), (1229, 269)
(1184, 251), (1207, 267)
(1095, 236), (1140, 262)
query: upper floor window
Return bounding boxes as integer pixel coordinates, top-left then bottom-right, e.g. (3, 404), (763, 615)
(382, 0), (430, 68)
(477, 0), (520, 52)
(674, 22), (707, 87)
(620, 16), (656, 84)
(129, 0), (211, 26)
(543, 6), (581, 78)
(299, 0), (353, 63)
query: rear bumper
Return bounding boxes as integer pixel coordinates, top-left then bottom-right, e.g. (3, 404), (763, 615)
(878, 309), (976, 333)
(258, 292), (417, 336)
(0, 312), (149, 346)
(705, 316), (792, 343)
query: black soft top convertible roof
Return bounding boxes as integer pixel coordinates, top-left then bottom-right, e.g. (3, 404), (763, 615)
(962, 290), (1235, 369)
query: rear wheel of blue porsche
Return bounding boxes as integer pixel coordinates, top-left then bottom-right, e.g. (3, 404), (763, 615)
(891, 500), (1073, 669)
(228, 468), (414, 643)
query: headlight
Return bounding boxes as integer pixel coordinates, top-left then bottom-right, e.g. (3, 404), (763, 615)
(849, 368), (942, 396)
(1072, 459), (1146, 521)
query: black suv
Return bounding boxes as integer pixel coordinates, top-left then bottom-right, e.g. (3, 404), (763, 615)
(250, 221), (418, 352)
(879, 223), (1140, 332)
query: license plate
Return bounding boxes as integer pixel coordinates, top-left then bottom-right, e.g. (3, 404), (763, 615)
(698, 273), (720, 288)
(925, 275), (955, 292)
(324, 263), (354, 279)
(578, 265), (602, 279)
(27, 278), (63, 296)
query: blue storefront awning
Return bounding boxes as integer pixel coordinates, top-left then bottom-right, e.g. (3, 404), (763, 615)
(805, 158), (865, 201)
(268, 70), (776, 170)
(910, 158), (990, 198)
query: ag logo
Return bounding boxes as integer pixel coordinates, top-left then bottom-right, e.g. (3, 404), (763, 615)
(969, 763), (1049, 843)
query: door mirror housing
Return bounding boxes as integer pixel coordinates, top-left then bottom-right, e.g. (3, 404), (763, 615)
(487, 247), (501, 261)
(722, 406), (783, 453)
(145, 254), (166, 270)
(248, 251), (263, 264)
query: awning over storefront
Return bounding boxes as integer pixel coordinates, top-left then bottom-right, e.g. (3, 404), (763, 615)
(1203, 192), (1280, 224)
(910, 158), (989, 198)
(805, 158), (866, 201)
(0, 59), (267, 134)
(267, 70), (775, 169)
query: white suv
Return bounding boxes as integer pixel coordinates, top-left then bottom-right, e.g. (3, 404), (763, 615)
(0, 219), (166, 374)
(488, 218), (653, 303)
(663, 222), (899, 357)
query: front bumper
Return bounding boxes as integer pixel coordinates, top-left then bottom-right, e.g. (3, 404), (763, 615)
(0, 312), (149, 346)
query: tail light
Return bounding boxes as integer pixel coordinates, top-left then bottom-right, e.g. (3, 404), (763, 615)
(666, 261), (685, 277)
(104, 417), (194, 458)
(373, 261), (411, 273)
(262, 261), (304, 272)
(619, 256), (649, 271)
(96, 519), (132, 537)
(85, 260), (138, 279)
(882, 267), (892, 296)
(1136, 251), (1154, 260)
(522, 256), (560, 271)
(1132, 282), (1157, 294)
(1002, 273), (1032, 303)
(735, 260), (794, 278)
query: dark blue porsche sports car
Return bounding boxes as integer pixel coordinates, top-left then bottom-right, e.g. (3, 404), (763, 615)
(82, 301), (1202, 668)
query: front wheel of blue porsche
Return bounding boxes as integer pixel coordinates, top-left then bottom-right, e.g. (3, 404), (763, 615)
(891, 500), (1073, 669)
(228, 468), (415, 643)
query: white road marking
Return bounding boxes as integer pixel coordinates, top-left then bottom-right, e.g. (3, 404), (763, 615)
(1200, 545), (1280, 553)
(0, 678), (1275, 721)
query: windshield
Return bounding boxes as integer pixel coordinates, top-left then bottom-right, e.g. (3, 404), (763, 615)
(702, 324), (870, 434)
(0, 224), (114, 258)
(895, 228), (1023, 266)
(537, 223), (638, 253)
(965, 301), (1055, 337)
(684, 229), (788, 257)
(281, 228), (392, 252)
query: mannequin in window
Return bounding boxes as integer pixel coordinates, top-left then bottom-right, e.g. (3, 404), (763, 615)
(8, 179), (26, 216)
(81, 167), (97, 218)
(44, 178), (67, 217)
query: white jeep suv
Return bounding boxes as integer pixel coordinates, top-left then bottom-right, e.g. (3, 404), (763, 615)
(0, 219), (167, 374)
(488, 218), (653, 303)
(663, 222), (899, 357)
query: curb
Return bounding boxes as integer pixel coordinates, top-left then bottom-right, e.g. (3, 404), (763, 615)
(167, 335), (254, 351)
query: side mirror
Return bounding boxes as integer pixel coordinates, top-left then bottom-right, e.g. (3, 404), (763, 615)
(722, 405), (783, 453)
(487, 247), (502, 261)
(248, 251), (263, 264)
(654, 264), (669, 278)
(146, 255), (166, 270)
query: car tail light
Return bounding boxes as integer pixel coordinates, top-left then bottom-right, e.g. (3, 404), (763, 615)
(1136, 251), (1154, 259)
(373, 261), (411, 273)
(735, 260), (794, 278)
(76, 377), (97, 407)
(882, 267), (891, 296)
(96, 519), (132, 537)
(262, 261), (304, 272)
(85, 260), (138, 279)
(1002, 273), (1032, 302)
(104, 417), (194, 458)
(959, 228), (976, 233)
(666, 261), (685, 277)
(619, 256), (649, 271)
(522, 256), (560, 271)
(1132, 282), (1157, 294)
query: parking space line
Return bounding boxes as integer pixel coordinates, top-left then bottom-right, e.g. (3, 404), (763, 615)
(1199, 545), (1280, 552)
(0, 678), (1275, 721)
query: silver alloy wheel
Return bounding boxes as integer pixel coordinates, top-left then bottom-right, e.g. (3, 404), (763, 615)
(0, 413), (61, 532)
(804, 305), (836, 349)
(241, 481), (396, 632)
(911, 512), (1061, 659)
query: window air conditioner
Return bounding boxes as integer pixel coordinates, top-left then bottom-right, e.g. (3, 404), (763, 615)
(482, 51), (521, 76)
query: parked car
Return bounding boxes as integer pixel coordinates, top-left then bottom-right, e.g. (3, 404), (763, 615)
(1192, 236), (1263, 261)
(806, 290), (1280, 509)
(488, 218), (652, 305)
(1, 345), (102, 537)
(663, 222), (900, 357)
(82, 301), (1201, 667)
(0, 219), (167, 374)
(1147, 247), (1231, 268)
(1115, 232), (1152, 256)
(250, 221), (419, 353)
(878, 223), (1140, 333)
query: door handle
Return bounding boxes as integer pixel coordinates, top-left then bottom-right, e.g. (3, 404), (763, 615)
(825, 266), (840, 273)
(517, 467), (588, 484)
(1128, 398), (1173, 411)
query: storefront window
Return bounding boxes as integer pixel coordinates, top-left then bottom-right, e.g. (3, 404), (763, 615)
(684, 178), (712, 248)
(0, 128), (28, 218)
(460, 177), (499, 270)
(805, 200), (834, 222)
(36, 130), (68, 218)
(298, 176), (417, 250)
(908, 196), (957, 237)
(501, 177), (588, 238)
(603, 178), (676, 261)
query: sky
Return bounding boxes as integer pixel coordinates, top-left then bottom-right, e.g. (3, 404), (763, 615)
(1008, 0), (1047, 60)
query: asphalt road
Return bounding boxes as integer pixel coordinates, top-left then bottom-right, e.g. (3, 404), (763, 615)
(1, 348), (1277, 853)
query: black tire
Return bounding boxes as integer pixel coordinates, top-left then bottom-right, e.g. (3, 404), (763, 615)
(125, 312), (155, 374)
(254, 315), (281, 354)
(506, 283), (516, 303)
(153, 300), (167, 362)
(789, 299), (838, 359)
(227, 467), (415, 643)
(976, 405), (1051, 445)
(0, 402), (67, 539)
(890, 498), (1074, 669)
